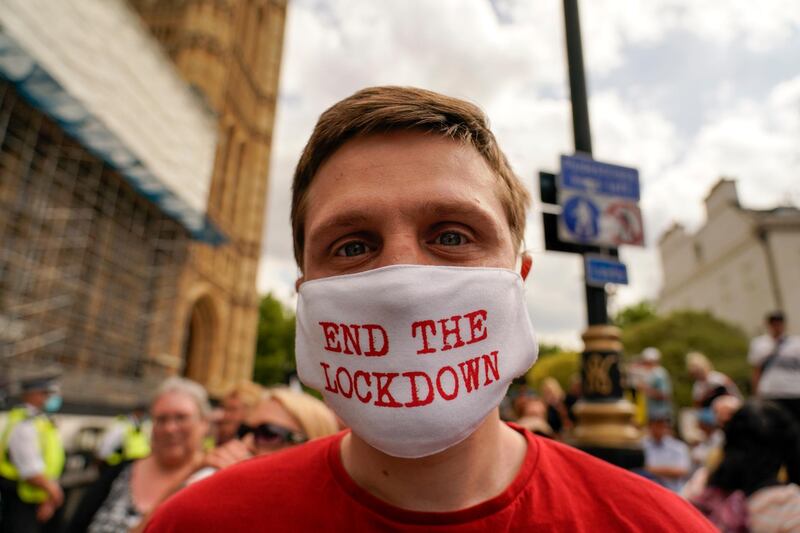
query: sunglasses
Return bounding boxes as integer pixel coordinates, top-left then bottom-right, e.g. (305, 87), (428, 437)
(236, 423), (307, 446)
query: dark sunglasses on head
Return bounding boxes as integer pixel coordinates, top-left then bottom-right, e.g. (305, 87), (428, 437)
(236, 423), (307, 445)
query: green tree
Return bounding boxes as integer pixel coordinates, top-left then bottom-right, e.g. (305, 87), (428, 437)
(538, 343), (564, 358)
(252, 293), (296, 385)
(621, 310), (750, 408)
(613, 300), (658, 329)
(528, 348), (580, 392)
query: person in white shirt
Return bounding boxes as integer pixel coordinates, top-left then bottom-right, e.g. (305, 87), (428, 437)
(748, 311), (800, 425)
(643, 414), (691, 493)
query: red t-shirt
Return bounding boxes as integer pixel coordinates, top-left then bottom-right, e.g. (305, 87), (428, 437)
(146, 426), (714, 532)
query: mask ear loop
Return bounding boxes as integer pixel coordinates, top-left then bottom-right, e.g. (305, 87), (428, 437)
(516, 236), (532, 280)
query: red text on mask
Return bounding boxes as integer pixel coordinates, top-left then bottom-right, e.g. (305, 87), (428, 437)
(411, 309), (488, 354)
(319, 350), (500, 408)
(318, 322), (389, 356)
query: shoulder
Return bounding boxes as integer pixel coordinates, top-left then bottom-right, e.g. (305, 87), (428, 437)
(665, 435), (690, 452)
(146, 433), (341, 532)
(8, 417), (37, 441)
(708, 371), (727, 384)
(532, 437), (713, 530)
(748, 484), (800, 529)
(784, 336), (800, 353)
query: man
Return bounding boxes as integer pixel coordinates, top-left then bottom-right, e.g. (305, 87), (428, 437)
(638, 347), (673, 423)
(96, 403), (151, 466)
(642, 415), (691, 493)
(147, 87), (713, 530)
(0, 375), (65, 533)
(748, 311), (800, 425)
(214, 381), (263, 446)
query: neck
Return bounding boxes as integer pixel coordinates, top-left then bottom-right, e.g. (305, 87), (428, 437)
(340, 410), (527, 512)
(151, 449), (202, 476)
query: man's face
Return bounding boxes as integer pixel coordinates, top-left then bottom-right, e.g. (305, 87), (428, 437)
(218, 395), (245, 441)
(649, 420), (669, 441)
(767, 318), (785, 338)
(300, 131), (517, 282)
(23, 390), (48, 409)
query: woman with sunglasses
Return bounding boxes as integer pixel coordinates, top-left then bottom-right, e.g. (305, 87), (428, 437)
(189, 387), (339, 481)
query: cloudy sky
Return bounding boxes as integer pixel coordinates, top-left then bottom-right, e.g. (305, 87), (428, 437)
(258, 0), (800, 347)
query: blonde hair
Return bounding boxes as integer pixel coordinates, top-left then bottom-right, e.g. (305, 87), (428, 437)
(265, 387), (338, 440)
(686, 351), (713, 374)
(291, 86), (531, 268)
(540, 377), (565, 403)
(224, 380), (263, 412)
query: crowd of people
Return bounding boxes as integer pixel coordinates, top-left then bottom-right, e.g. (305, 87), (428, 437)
(2, 86), (799, 531)
(506, 310), (800, 531)
(0, 376), (339, 532)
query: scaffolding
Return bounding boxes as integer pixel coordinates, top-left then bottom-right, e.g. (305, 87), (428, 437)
(0, 80), (189, 409)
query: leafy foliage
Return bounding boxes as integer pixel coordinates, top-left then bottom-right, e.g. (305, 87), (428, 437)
(621, 309), (750, 408)
(613, 300), (657, 329)
(528, 349), (580, 393)
(252, 293), (297, 386)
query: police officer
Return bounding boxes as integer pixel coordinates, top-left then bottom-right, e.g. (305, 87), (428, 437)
(0, 375), (65, 533)
(96, 404), (151, 466)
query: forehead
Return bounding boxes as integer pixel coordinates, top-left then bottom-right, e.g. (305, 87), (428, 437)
(247, 398), (300, 430)
(152, 391), (198, 415)
(304, 131), (506, 231)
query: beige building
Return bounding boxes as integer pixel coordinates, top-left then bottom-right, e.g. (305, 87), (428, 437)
(658, 179), (800, 336)
(0, 0), (286, 409)
(130, 0), (288, 396)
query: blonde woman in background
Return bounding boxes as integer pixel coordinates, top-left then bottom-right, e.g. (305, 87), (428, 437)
(192, 387), (339, 477)
(131, 387), (339, 532)
(686, 352), (741, 408)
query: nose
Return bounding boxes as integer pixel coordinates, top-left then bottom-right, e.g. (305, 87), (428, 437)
(375, 232), (428, 268)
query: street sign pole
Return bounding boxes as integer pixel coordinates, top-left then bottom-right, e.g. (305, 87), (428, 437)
(562, 0), (642, 468)
(564, 0), (607, 326)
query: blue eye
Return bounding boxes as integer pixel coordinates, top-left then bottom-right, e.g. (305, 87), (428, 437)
(336, 241), (368, 257)
(435, 232), (466, 246)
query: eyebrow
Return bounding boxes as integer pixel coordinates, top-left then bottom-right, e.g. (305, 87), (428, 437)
(310, 212), (372, 235)
(419, 199), (497, 221)
(309, 199), (496, 236)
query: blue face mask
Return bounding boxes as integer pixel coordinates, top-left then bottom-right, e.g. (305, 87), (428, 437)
(44, 394), (62, 413)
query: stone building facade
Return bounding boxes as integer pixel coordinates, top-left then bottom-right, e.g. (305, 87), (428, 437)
(0, 0), (285, 409)
(130, 0), (287, 395)
(657, 179), (800, 336)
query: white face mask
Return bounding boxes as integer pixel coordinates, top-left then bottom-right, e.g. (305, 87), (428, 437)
(296, 264), (538, 459)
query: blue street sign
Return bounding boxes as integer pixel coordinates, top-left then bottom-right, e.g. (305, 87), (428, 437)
(562, 195), (600, 242)
(585, 254), (629, 287)
(557, 154), (643, 247)
(560, 155), (640, 200)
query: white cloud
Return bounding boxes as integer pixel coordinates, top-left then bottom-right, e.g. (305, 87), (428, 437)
(653, 73), (800, 234)
(257, 0), (800, 345)
(257, 256), (299, 308)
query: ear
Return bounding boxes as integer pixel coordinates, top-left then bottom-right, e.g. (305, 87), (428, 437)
(520, 253), (532, 281)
